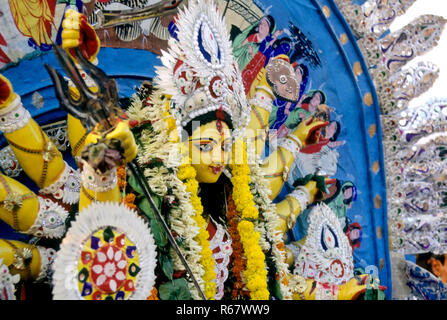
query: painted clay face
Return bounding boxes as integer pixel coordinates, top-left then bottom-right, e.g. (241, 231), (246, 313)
(258, 18), (270, 40)
(310, 92), (322, 110)
(185, 120), (232, 183)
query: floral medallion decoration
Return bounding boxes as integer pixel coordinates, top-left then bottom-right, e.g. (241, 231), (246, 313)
(52, 202), (157, 300)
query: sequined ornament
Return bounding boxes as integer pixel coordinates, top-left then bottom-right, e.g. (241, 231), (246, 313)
(405, 261), (447, 300)
(383, 99), (447, 254)
(294, 203), (354, 285)
(24, 196), (70, 239)
(0, 146), (22, 177)
(208, 217), (232, 300)
(0, 258), (20, 300)
(39, 161), (80, 205)
(52, 202), (157, 300)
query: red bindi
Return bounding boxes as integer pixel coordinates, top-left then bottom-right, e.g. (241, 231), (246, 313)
(216, 119), (223, 134)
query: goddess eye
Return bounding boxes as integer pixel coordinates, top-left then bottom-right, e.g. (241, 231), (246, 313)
(196, 143), (213, 152)
(222, 143), (232, 152)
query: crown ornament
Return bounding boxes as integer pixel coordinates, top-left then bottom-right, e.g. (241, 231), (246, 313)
(155, 0), (251, 139)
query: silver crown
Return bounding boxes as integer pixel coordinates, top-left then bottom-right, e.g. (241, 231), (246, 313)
(155, 0), (251, 139)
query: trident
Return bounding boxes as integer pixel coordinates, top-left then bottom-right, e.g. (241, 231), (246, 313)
(44, 45), (207, 300)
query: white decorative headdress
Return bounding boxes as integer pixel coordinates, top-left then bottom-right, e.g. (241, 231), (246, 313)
(294, 203), (354, 285)
(155, 0), (251, 139)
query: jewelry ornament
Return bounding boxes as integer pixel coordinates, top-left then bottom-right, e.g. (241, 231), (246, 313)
(155, 0), (251, 140)
(0, 95), (31, 133)
(294, 203), (354, 285)
(52, 202), (157, 300)
(24, 196), (70, 239)
(0, 258), (20, 300)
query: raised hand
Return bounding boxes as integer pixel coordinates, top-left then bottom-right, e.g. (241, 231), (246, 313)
(62, 9), (100, 62)
(292, 116), (329, 154)
(85, 121), (138, 164)
(0, 74), (17, 108)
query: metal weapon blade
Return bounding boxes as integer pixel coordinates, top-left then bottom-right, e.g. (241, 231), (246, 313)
(93, 0), (184, 29)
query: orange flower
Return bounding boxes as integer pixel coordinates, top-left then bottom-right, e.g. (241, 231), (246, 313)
(123, 193), (137, 210)
(146, 287), (159, 300)
(117, 165), (127, 189)
(226, 190), (248, 299)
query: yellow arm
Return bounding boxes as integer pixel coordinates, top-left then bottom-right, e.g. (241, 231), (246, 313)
(0, 239), (41, 281)
(78, 122), (138, 211)
(0, 75), (65, 190)
(245, 68), (274, 159)
(4, 118), (65, 189)
(0, 174), (39, 232)
(67, 114), (88, 158)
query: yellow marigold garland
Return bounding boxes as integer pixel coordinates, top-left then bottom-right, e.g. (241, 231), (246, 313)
(231, 140), (269, 300)
(177, 163), (217, 300)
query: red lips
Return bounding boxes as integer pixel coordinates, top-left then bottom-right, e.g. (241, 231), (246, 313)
(209, 164), (224, 175)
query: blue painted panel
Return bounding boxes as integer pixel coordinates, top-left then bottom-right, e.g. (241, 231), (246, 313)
(258, 0), (390, 297)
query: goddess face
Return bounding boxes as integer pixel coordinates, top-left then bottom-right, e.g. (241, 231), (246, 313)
(258, 18), (270, 39)
(185, 120), (232, 183)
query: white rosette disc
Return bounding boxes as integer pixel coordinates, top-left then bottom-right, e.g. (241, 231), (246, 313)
(52, 202), (157, 300)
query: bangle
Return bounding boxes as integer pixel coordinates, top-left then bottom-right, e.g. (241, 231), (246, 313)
(249, 90), (273, 113)
(290, 274), (308, 300)
(315, 282), (339, 300)
(288, 186), (311, 213)
(35, 246), (56, 283)
(24, 196), (69, 239)
(80, 160), (117, 193)
(39, 161), (81, 205)
(285, 197), (297, 229)
(286, 134), (303, 149)
(3, 239), (34, 274)
(0, 96), (31, 133)
(277, 135), (302, 159)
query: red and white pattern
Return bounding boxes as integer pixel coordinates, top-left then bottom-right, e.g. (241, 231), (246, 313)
(89, 245), (129, 294)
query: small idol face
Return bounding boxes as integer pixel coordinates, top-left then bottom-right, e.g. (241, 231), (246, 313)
(185, 120), (232, 183)
(258, 17), (270, 39)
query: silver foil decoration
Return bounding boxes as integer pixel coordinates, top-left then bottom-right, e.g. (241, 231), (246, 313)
(380, 15), (446, 73)
(0, 146), (22, 177)
(335, 0), (447, 255)
(41, 121), (70, 152)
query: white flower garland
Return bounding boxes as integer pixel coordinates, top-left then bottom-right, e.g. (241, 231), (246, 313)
(127, 91), (206, 300)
